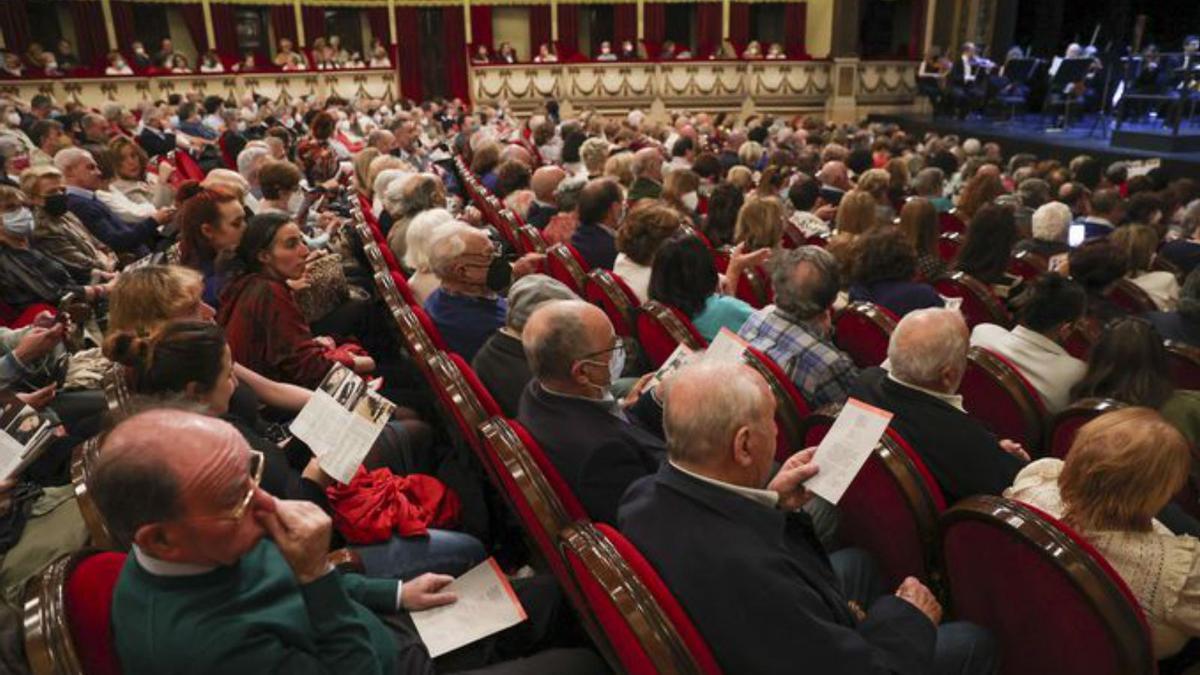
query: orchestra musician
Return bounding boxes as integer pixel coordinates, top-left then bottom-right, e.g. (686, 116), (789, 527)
(949, 42), (992, 119)
(918, 47), (950, 112)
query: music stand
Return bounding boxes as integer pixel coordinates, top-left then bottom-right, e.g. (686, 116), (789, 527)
(996, 58), (1041, 123)
(1045, 57), (1093, 131)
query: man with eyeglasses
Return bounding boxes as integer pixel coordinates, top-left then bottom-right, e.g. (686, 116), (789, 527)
(518, 300), (664, 524)
(423, 222), (509, 361)
(97, 409), (607, 674)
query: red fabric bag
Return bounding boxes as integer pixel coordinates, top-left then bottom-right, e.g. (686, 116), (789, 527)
(326, 467), (462, 544)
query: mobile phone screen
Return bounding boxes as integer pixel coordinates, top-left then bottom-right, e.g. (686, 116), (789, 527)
(1068, 223), (1085, 247)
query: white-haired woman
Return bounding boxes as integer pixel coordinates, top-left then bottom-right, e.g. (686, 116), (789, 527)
(384, 173), (446, 262)
(404, 208), (456, 304)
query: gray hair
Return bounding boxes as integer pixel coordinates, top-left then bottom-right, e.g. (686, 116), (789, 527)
(1031, 202), (1072, 242)
(662, 359), (770, 465)
(236, 145), (270, 182)
(53, 147), (93, 173)
(404, 209), (456, 271)
(887, 308), (968, 388)
(427, 221), (480, 279)
(1180, 268), (1200, 322)
(524, 299), (592, 382)
(377, 169), (414, 213)
(913, 167), (944, 197)
(1017, 178), (1051, 210)
(770, 246), (840, 320)
(554, 174), (588, 211)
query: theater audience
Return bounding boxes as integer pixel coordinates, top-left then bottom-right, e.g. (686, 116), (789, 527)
(898, 197), (946, 281)
(649, 234), (754, 341)
(739, 246), (858, 407)
(955, 203), (1021, 298)
(620, 359), (998, 675)
(704, 182), (745, 247)
(969, 274), (1087, 412)
(848, 226), (944, 317)
(627, 147), (664, 202)
(827, 189), (876, 271)
(519, 300), (665, 523)
(57, 147), (167, 256)
(850, 308), (1028, 502)
(386, 174), (446, 262)
(1076, 187), (1121, 241)
(1015, 201), (1072, 259)
(175, 182), (246, 307)
(570, 178), (623, 270)
(526, 166), (565, 229)
(734, 196), (785, 250)
(1069, 241), (1130, 329)
(1148, 269), (1200, 348)
(615, 203), (682, 302)
(423, 222), (507, 360)
(1005, 408), (1200, 661)
(473, 275), (577, 417)
(1111, 224), (1180, 311)
(21, 165), (118, 274)
(402, 208), (455, 305)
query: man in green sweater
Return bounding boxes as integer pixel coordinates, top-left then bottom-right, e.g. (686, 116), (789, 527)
(93, 409), (460, 675)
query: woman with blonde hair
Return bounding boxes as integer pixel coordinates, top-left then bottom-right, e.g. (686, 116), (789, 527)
(661, 169), (701, 218)
(352, 146), (382, 199)
(579, 137), (610, 179)
(1111, 224), (1179, 311)
(727, 165), (753, 192)
(734, 196), (785, 250)
(1005, 407), (1200, 662)
(826, 189), (878, 275)
(604, 152), (635, 189)
(856, 168), (895, 224)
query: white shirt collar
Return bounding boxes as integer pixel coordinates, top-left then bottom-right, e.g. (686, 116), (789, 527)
(670, 461), (780, 509)
(885, 371), (966, 412)
(133, 544), (217, 576)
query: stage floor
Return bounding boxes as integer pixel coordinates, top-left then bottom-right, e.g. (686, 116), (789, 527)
(869, 112), (1200, 180)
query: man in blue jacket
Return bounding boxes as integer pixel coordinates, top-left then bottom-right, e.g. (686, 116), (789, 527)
(55, 147), (169, 257)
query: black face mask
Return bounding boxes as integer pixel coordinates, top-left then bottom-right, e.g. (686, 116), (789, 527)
(43, 192), (68, 217)
(486, 257), (512, 293)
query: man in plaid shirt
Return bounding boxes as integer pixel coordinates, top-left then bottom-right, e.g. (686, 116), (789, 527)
(738, 246), (858, 408)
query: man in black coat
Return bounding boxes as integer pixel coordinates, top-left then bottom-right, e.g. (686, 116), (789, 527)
(849, 308), (1028, 504)
(518, 300), (664, 524)
(619, 360), (997, 675)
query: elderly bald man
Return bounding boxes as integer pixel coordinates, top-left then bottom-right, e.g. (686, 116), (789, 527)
(423, 223), (508, 361)
(518, 300), (664, 523)
(627, 146), (664, 202)
(526, 166), (566, 229)
(56, 146), (168, 255)
(619, 360), (997, 675)
(849, 308), (1028, 503)
(98, 409), (607, 675)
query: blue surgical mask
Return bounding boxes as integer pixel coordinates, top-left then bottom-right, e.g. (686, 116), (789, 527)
(2, 207), (34, 237)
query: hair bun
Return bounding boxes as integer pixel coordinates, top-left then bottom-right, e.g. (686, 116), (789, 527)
(104, 331), (151, 367)
(175, 180), (205, 204)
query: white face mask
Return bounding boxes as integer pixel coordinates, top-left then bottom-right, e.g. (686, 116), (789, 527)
(287, 191), (304, 216)
(681, 192), (699, 212)
(5, 112), (19, 127)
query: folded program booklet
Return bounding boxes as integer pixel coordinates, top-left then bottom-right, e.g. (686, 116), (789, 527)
(289, 364), (396, 483)
(410, 558), (528, 658)
(646, 327), (751, 392)
(0, 403), (56, 481)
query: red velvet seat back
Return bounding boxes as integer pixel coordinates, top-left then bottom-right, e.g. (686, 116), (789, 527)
(741, 346), (813, 461)
(517, 224), (548, 254)
(1044, 398), (1126, 459)
(839, 429), (946, 589)
(635, 301), (708, 369)
(560, 522), (723, 675)
(508, 419), (588, 521)
(960, 347), (1048, 454)
(0, 301), (55, 328)
(448, 353), (504, 419)
(833, 302), (897, 368)
(937, 232), (963, 262)
(546, 244), (590, 294)
(734, 265), (773, 309)
(938, 211), (965, 234)
(173, 150), (205, 182)
(942, 496), (1155, 675)
(1165, 342), (1200, 391)
(1008, 250), (1047, 281)
(932, 272), (1010, 329)
(410, 304), (448, 350)
(66, 552), (127, 675)
(585, 269), (641, 337)
(356, 195), (402, 273)
(1104, 279), (1157, 315)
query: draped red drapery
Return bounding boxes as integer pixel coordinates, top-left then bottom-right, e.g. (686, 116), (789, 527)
(302, 7), (325, 45)
(529, 5), (552, 58)
(556, 4), (579, 59)
(178, 5), (209, 54)
(208, 4), (242, 59)
(69, 0), (109, 69)
(909, 0), (926, 59)
(470, 6), (493, 50)
(0, 0), (31, 57)
(443, 6), (469, 101)
(696, 3), (722, 58)
(613, 4), (637, 45)
(395, 6), (423, 101)
(109, 1), (137, 55)
(728, 2), (750, 52)
(642, 3), (665, 51)
(270, 6), (298, 45)
(784, 2), (808, 58)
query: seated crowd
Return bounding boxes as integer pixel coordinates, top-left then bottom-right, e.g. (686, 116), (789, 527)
(0, 83), (1198, 675)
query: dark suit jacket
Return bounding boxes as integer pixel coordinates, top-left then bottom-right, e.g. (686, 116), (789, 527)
(849, 367), (1023, 503)
(518, 381), (665, 523)
(65, 192), (159, 256)
(136, 127), (177, 158)
(524, 202), (558, 230)
(619, 464), (936, 675)
(570, 221), (618, 271)
(471, 331), (530, 418)
(1161, 240), (1200, 276)
(1148, 311), (1200, 349)
(626, 176), (662, 202)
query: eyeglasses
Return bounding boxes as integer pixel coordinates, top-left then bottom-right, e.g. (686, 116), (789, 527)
(190, 450), (265, 523)
(579, 339), (625, 362)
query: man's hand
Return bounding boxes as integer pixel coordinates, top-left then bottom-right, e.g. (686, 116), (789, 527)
(462, 206), (483, 227)
(153, 206), (176, 224)
(257, 499), (333, 585)
(12, 324), (64, 364)
(16, 383), (57, 410)
(767, 448), (819, 511)
(401, 573), (458, 611)
(999, 439), (1030, 462)
(620, 371), (655, 409)
(351, 355), (376, 374)
(511, 253), (545, 280)
(895, 577), (942, 625)
(814, 204), (838, 222)
(313, 335), (336, 350)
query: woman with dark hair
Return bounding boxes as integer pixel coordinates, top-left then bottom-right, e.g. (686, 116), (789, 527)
(615, 204), (683, 302)
(1071, 316), (1200, 447)
(217, 212), (373, 388)
(175, 181), (246, 307)
(702, 182), (744, 247)
(1069, 240), (1129, 329)
(648, 234), (753, 341)
(955, 202), (1021, 297)
(295, 111), (340, 186)
(848, 226), (944, 317)
(105, 319), (484, 579)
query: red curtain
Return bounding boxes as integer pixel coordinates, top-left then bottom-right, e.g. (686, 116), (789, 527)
(109, 1), (136, 55)
(442, 6), (468, 101)
(642, 3), (665, 49)
(0, 0), (31, 57)
(395, 7), (423, 101)
(908, 0), (925, 59)
(729, 2), (750, 52)
(696, 3), (722, 58)
(784, 2), (808, 58)
(69, 0), (108, 69)
(208, 3), (241, 59)
(556, 4), (579, 59)
(614, 4), (637, 44)
(179, 5), (209, 53)
(302, 7), (325, 46)
(270, 6), (298, 45)
(470, 6), (493, 50)
(529, 5), (551, 58)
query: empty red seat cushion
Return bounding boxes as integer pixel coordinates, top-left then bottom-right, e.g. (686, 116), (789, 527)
(66, 552), (127, 675)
